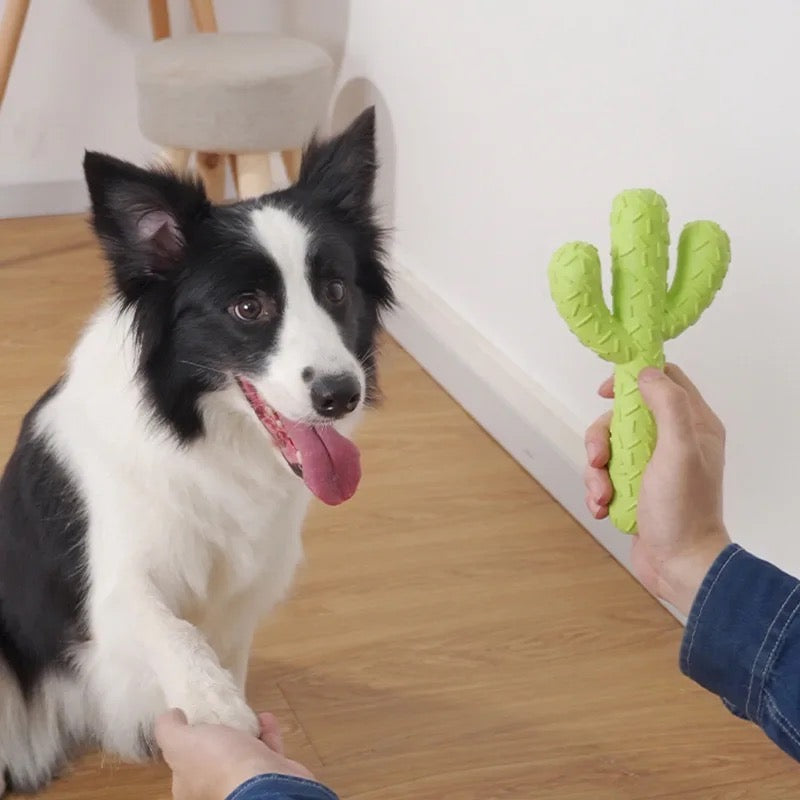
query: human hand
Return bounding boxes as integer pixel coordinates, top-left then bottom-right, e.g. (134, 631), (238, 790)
(155, 708), (314, 800)
(584, 364), (731, 616)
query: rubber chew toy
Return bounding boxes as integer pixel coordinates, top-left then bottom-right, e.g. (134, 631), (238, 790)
(547, 189), (730, 533)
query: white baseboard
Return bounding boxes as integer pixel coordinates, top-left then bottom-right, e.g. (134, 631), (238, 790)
(385, 251), (683, 622)
(0, 179), (88, 219)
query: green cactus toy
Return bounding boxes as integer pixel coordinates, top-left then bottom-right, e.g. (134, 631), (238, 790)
(548, 190), (730, 533)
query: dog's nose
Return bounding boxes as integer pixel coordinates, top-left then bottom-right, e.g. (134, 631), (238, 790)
(310, 373), (361, 419)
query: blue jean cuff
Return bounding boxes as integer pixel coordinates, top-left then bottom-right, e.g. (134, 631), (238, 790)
(226, 774), (339, 800)
(680, 543), (800, 722)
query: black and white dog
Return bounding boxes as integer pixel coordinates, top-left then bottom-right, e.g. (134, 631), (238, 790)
(0, 108), (393, 793)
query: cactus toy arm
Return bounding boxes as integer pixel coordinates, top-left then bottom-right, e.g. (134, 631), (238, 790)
(548, 242), (636, 363)
(548, 190), (730, 534)
(663, 221), (730, 340)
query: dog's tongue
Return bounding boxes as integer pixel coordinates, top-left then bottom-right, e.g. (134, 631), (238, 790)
(283, 420), (361, 506)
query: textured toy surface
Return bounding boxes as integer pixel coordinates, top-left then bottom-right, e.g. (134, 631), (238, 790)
(548, 190), (730, 533)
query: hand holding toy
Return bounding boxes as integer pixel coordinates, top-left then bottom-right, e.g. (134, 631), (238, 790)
(548, 190), (730, 533)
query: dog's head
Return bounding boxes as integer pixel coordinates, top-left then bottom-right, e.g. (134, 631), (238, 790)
(83, 108), (393, 505)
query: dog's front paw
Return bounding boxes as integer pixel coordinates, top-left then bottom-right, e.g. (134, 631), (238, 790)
(178, 682), (258, 735)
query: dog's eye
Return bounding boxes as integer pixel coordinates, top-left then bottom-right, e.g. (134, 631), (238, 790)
(229, 293), (273, 323)
(324, 280), (346, 305)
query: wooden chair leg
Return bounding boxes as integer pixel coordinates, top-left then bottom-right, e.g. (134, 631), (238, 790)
(196, 152), (227, 203)
(235, 154), (272, 200)
(159, 147), (191, 174)
(190, 0), (218, 33)
(148, 0), (171, 40)
(0, 0), (31, 109)
(281, 149), (302, 185)
(228, 155), (239, 193)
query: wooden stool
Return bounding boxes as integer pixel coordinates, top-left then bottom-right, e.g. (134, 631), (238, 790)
(135, 32), (333, 201)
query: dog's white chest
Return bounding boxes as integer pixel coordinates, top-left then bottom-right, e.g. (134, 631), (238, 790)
(151, 430), (311, 609)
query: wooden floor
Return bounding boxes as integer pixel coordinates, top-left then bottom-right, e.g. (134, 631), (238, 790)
(1, 215), (797, 799)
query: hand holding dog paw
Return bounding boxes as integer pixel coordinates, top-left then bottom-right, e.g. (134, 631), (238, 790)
(156, 708), (314, 800)
(180, 689), (259, 737)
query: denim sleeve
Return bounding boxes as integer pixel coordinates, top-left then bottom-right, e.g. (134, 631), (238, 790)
(680, 543), (800, 760)
(225, 774), (339, 800)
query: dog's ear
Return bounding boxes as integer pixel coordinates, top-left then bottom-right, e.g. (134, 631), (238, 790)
(83, 151), (208, 299)
(298, 106), (377, 222)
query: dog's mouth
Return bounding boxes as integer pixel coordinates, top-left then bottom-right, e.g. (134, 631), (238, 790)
(236, 377), (361, 506)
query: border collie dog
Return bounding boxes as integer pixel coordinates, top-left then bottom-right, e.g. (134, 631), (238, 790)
(0, 108), (392, 793)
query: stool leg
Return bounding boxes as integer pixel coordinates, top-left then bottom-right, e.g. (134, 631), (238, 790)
(148, 0), (171, 40)
(0, 0), (31, 109)
(159, 147), (191, 174)
(281, 149), (302, 184)
(235, 154), (272, 200)
(189, 0), (218, 33)
(196, 151), (227, 203)
(228, 155), (239, 194)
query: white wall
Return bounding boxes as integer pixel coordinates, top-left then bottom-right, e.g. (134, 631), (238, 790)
(2, 1), (799, 575)
(333, 0), (800, 574)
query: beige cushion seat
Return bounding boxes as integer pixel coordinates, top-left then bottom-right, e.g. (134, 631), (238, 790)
(136, 32), (334, 153)
(134, 33), (334, 201)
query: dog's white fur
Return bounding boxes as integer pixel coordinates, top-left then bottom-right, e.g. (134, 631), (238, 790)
(0, 206), (364, 785)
